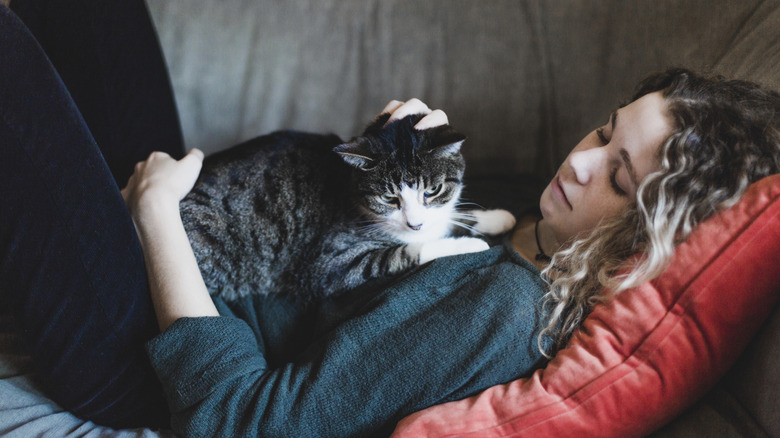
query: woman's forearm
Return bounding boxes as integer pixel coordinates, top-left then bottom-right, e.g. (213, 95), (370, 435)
(133, 198), (218, 332)
(122, 149), (218, 332)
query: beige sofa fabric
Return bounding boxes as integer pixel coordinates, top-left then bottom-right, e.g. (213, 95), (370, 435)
(147, 0), (778, 183)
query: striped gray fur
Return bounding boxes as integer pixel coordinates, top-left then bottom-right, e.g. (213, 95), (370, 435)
(180, 114), (514, 302)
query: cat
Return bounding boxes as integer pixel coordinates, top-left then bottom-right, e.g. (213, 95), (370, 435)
(180, 113), (516, 302)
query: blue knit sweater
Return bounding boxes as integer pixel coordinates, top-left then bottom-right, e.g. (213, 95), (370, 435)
(146, 241), (549, 437)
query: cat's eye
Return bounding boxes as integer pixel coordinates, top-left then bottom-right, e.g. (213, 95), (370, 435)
(424, 184), (443, 198)
(379, 193), (397, 205)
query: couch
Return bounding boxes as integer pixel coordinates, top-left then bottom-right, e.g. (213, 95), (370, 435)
(1, 0), (778, 436)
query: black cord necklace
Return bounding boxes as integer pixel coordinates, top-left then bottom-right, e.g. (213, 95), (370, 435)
(534, 219), (552, 263)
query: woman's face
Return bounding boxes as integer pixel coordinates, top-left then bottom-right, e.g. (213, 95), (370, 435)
(540, 91), (674, 245)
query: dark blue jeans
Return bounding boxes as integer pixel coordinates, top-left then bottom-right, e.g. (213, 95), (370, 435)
(0, 0), (182, 428)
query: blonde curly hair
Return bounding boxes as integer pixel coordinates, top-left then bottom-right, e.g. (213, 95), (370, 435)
(539, 68), (780, 355)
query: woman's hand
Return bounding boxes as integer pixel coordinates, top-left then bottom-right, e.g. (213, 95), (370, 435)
(122, 148), (204, 216)
(379, 98), (449, 130)
(122, 148), (218, 332)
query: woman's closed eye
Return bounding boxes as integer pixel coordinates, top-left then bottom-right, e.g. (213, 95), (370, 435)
(596, 127), (609, 145)
(609, 168), (627, 196)
(596, 120), (626, 196)
(597, 110), (617, 145)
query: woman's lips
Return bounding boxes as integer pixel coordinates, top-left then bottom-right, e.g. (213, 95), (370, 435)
(552, 176), (572, 210)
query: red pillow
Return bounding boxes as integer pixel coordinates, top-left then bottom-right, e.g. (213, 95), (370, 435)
(392, 174), (780, 438)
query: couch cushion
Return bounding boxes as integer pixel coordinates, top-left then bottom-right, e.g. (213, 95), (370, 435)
(711, 0), (780, 92)
(392, 174), (780, 437)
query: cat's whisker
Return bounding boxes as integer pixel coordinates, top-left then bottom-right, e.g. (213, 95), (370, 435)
(356, 223), (386, 234)
(453, 209), (482, 216)
(455, 201), (485, 209)
(448, 219), (482, 235)
(352, 216), (383, 223)
(352, 217), (385, 226)
(353, 220), (383, 227)
(450, 212), (478, 221)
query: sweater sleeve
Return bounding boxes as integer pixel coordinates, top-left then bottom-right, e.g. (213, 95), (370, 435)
(145, 317), (265, 414)
(145, 246), (548, 438)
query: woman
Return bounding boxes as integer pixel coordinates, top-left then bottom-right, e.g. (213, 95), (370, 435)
(1, 1), (779, 437)
(121, 72), (780, 438)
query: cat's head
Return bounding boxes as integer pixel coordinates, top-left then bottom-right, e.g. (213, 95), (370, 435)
(334, 113), (466, 243)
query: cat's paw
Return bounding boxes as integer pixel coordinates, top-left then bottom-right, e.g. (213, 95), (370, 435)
(416, 237), (490, 264)
(469, 209), (516, 236)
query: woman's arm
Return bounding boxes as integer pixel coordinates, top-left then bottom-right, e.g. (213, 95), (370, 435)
(144, 244), (547, 438)
(121, 148), (218, 332)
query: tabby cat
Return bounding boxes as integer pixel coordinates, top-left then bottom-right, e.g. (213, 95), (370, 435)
(180, 113), (515, 302)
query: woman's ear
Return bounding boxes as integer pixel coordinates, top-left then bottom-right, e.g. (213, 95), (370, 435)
(333, 138), (376, 170)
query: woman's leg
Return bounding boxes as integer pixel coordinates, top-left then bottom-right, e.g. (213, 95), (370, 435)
(10, 0), (185, 186)
(0, 5), (169, 429)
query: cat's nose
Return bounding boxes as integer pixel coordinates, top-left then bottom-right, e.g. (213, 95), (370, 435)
(407, 222), (423, 231)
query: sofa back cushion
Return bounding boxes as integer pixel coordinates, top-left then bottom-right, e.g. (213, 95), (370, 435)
(147, 0), (779, 182)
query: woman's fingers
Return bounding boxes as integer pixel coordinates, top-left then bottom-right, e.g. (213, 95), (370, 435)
(175, 148), (204, 199)
(122, 148), (205, 210)
(378, 98), (449, 130)
(379, 100), (404, 115)
(414, 109), (449, 130)
(385, 98), (431, 125)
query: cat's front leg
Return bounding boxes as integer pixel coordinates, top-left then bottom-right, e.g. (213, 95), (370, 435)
(453, 209), (516, 236)
(470, 209), (516, 235)
(411, 237), (490, 264)
(327, 238), (488, 292)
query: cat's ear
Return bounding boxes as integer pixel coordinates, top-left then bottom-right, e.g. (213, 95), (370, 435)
(334, 139), (377, 170)
(430, 131), (466, 157)
(431, 140), (464, 157)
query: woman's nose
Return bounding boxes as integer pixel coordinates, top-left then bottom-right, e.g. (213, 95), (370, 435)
(568, 147), (604, 185)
